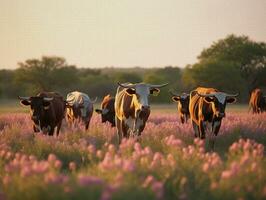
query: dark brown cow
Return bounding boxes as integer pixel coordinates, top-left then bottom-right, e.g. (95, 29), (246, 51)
(19, 92), (65, 136)
(249, 88), (266, 114)
(95, 95), (115, 127)
(170, 91), (190, 123)
(66, 91), (97, 130)
(115, 82), (168, 143)
(189, 87), (238, 148)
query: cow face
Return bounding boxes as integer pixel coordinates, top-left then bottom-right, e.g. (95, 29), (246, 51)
(19, 96), (53, 123)
(125, 84), (160, 112)
(172, 94), (190, 113)
(203, 93), (236, 118)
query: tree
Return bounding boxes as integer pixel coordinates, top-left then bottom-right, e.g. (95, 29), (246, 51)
(198, 34), (266, 92)
(14, 56), (78, 95)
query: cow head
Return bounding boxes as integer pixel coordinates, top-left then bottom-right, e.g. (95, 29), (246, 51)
(196, 91), (238, 118)
(118, 82), (168, 114)
(18, 96), (53, 123)
(170, 91), (190, 113)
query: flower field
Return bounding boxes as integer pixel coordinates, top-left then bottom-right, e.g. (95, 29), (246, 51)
(0, 110), (266, 200)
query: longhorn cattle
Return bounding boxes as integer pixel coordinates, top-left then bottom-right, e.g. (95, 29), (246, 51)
(170, 91), (190, 123)
(189, 87), (238, 148)
(66, 91), (97, 130)
(19, 92), (65, 136)
(95, 95), (115, 127)
(249, 88), (266, 114)
(115, 82), (168, 143)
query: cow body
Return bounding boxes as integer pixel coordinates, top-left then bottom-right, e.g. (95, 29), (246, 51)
(19, 92), (65, 136)
(171, 92), (190, 123)
(95, 95), (115, 127)
(249, 88), (266, 114)
(66, 91), (96, 130)
(189, 87), (237, 148)
(115, 82), (168, 143)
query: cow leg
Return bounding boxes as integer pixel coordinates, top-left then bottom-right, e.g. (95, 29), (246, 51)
(122, 121), (130, 138)
(48, 127), (55, 136)
(115, 117), (123, 144)
(199, 121), (206, 139)
(33, 125), (39, 133)
(210, 121), (221, 150)
(56, 121), (62, 136)
(180, 115), (185, 124)
(192, 121), (200, 138)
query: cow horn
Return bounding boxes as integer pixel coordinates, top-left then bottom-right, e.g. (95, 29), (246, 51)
(18, 96), (30, 100)
(225, 93), (239, 97)
(91, 97), (97, 103)
(148, 83), (169, 88)
(43, 97), (53, 101)
(195, 91), (215, 97)
(117, 82), (136, 88)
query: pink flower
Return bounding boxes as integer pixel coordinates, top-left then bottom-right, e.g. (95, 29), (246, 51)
(77, 175), (104, 186)
(221, 170), (232, 179)
(151, 181), (164, 199)
(87, 144), (96, 154)
(202, 163), (210, 172)
(54, 160), (62, 169)
(69, 162), (76, 171)
(48, 154), (57, 163)
(122, 160), (135, 172)
(142, 175), (155, 188)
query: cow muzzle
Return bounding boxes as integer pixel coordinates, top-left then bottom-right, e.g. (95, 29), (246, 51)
(216, 112), (225, 118)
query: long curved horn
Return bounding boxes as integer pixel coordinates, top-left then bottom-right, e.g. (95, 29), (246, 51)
(18, 96), (30, 100)
(43, 97), (53, 101)
(225, 93), (239, 97)
(148, 83), (169, 88)
(117, 82), (135, 88)
(195, 91), (215, 97)
(91, 97), (97, 104)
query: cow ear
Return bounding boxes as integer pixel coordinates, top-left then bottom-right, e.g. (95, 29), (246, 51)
(95, 109), (102, 114)
(20, 100), (31, 106)
(226, 97), (236, 104)
(126, 88), (136, 95)
(204, 97), (214, 103)
(43, 101), (51, 110)
(172, 96), (180, 102)
(150, 88), (160, 96)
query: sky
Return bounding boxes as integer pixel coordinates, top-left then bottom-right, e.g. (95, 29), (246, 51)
(1, 0), (266, 69)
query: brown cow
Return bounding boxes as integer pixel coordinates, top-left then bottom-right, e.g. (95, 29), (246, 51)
(115, 82), (168, 143)
(249, 88), (266, 114)
(170, 91), (190, 123)
(189, 87), (238, 148)
(19, 92), (65, 136)
(66, 91), (97, 130)
(95, 95), (115, 127)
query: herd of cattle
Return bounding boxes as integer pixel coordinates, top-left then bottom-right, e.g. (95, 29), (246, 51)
(18, 83), (266, 146)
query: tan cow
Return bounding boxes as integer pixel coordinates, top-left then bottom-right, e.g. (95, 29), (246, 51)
(249, 88), (266, 114)
(189, 87), (238, 148)
(115, 82), (168, 143)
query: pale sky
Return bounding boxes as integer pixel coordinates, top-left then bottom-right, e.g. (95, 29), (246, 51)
(1, 0), (266, 69)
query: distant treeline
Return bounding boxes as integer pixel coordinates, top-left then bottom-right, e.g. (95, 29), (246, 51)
(1, 34), (266, 103)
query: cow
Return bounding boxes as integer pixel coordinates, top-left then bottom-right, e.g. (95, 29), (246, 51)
(170, 91), (190, 123)
(18, 92), (65, 136)
(95, 94), (115, 127)
(189, 87), (238, 149)
(66, 91), (97, 130)
(249, 88), (266, 114)
(115, 82), (168, 143)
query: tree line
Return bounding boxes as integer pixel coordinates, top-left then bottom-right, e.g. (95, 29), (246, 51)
(1, 34), (266, 103)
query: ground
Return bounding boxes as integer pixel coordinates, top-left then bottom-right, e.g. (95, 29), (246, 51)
(0, 101), (265, 200)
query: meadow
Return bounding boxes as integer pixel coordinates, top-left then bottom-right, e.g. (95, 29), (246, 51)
(0, 102), (266, 200)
